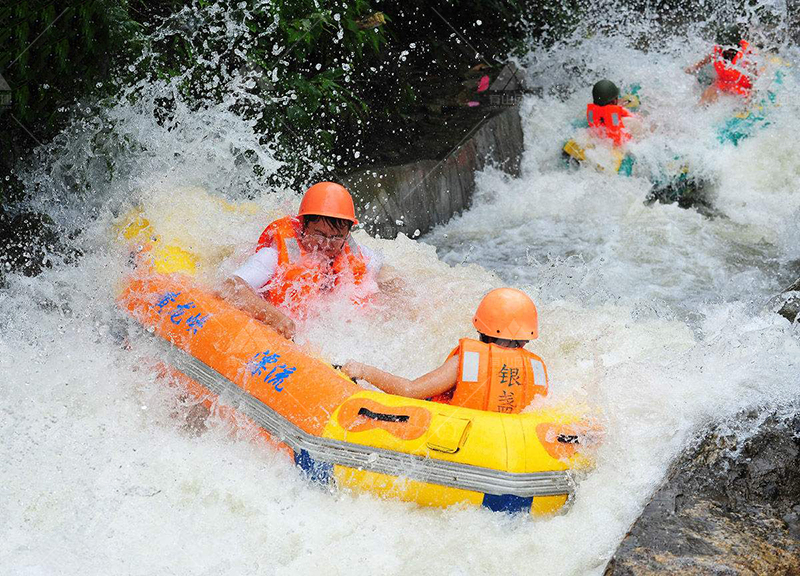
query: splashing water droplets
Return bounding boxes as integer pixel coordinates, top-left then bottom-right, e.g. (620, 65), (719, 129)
(2, 3), (800, 575)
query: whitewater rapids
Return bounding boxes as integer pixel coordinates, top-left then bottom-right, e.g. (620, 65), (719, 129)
(3, 16), (800, 576)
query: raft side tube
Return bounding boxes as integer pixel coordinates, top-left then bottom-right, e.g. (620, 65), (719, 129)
(120, 273), (596, 514)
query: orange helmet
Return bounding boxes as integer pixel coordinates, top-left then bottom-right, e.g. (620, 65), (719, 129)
(472, 288), (539, 340)
(298, 182), (358, 224)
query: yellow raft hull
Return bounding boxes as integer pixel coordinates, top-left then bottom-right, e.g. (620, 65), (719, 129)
(115, 206), (599, 515)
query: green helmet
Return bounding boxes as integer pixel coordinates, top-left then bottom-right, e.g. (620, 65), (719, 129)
(592, 80), (619, 106)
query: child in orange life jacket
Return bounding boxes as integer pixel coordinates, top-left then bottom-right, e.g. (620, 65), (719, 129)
(342, 288), (548, 414)
(686, 36), (756, 105)
(219, 182), (384, 340)
(586, 80), (638, 147)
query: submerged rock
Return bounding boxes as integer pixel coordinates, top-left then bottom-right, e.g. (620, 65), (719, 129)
(605, 410), (800, 575)
(777, 277), (800, 324)
(644, 176), (722, 219)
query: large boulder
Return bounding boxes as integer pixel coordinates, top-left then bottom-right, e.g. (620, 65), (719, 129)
(344, 61), (528, 239)
(605, 410), (800, 575)
(345, 102), (524, 239)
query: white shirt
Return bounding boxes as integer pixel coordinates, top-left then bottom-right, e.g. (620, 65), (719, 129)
(233, 243), (382, 291)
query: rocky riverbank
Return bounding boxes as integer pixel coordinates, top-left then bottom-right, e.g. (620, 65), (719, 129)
(605, 410), (800, 575)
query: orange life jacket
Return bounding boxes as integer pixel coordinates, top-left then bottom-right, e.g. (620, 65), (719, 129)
(586, 103), (632, 147)
(255, 216), (368, 318)
(713, 40), (753, 97)
(430, 338), (548, 414)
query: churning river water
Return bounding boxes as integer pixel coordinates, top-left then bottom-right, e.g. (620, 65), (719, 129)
(2, 8), (800, 576)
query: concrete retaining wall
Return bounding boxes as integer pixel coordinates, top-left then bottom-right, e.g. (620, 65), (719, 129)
(344, 105), (523, 239)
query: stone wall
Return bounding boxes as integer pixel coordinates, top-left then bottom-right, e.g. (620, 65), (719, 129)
(343, 104), (523, 239)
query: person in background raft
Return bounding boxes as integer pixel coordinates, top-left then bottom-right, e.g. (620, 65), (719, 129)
(686, 29), (756, 105)
(219, 182), (387, 340)
(586, 79), (640, 147)
(343, 288), (548, 414)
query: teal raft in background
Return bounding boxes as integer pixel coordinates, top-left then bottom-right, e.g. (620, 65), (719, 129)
(716, 57), (790, 146)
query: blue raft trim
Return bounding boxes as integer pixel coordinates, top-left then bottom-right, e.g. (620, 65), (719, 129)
(481, 493), (533, 514)
(294, 451), (534, 513)
(294, 449), (334, 484)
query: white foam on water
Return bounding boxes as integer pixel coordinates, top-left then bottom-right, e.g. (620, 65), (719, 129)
(3, 5), (800, 576)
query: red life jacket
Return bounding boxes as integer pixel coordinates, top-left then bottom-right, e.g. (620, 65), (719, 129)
(713, 40), (753, 97)
(586, 103), (632, 147)
(255, 216), (368, 318)
(430, 339), (548, 414)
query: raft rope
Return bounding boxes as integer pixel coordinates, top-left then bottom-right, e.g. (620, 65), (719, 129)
(148, 329), (576, 498)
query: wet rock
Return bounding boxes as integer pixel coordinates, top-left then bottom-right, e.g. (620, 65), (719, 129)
(341, 61), (528, 239)
(777, 277), (800, 324)
(645, 177), (722, 219)
(351, 62), (526, 170)
(791, 4), (800, 45)
(605, 410), (800, 575)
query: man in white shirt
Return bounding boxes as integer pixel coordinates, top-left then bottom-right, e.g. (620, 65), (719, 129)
(218, 182), (385, 339)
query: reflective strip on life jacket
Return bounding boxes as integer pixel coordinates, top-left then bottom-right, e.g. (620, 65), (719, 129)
(285, 237), (302, 262)
(461, 351), (481, 382)
(431, 338), (548, 414)
(529, 357), (546, 389)
(346, 235), (362, 259)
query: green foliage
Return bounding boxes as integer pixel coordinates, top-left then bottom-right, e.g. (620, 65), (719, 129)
(0, 0), (141, 125)
(1, 0), (582, 203)
(135, 0), (389, 184)
(0, 0), (147, 207)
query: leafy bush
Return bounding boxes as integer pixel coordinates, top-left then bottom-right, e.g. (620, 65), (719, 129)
(135, 0), (389, 184)
(0, 0), (145, 205)
(1, 0), (583, 206)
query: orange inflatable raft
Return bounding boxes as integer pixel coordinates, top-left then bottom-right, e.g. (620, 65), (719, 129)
(114, 201), (600, 515)
(118, 271), (600, 516)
